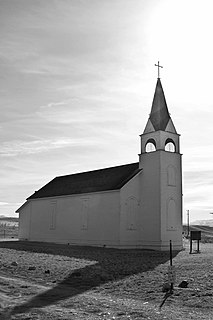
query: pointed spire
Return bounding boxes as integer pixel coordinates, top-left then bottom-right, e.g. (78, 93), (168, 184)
(149, 78), (170, 131)
(143, 78), (177, 133)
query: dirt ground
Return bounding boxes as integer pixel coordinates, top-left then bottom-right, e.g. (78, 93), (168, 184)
(0, 239), (212, 319)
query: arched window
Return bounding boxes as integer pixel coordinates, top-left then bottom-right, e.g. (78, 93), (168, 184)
(81, 198), (89, 230)
(145, 139), (156, 153)
(50, 201), (57, 230)
(165, 139), (175, 153)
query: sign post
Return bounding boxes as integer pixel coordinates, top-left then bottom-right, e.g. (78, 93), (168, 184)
(169, 240), (175, 292)
(190, 231), (201, 254)
(159, 240), (175, 309)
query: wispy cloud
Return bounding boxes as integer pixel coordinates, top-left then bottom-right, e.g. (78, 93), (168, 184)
(40, 100), (70, 109)
(0, 137), (99, 157)
(0, 202), (9, 206)
(0, 202), (22, 207)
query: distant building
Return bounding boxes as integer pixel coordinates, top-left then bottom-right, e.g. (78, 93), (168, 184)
(16, 77), (183, 251)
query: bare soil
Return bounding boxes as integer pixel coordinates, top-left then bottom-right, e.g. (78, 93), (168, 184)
(0, 239), (212, 319)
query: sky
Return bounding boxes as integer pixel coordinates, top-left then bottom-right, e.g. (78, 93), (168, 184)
(1, 0), (213, 223)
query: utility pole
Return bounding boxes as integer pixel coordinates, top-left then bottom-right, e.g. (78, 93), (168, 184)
(187, 210), (190, 238)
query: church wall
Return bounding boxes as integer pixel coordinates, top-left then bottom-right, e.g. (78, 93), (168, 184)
(120, 151), (163, 249)
(56, 191), (120, 246)
(159, 151), (183, 250)
(138, 151), (162, 249)
(21, 190), (120, 246)
(120, 172), (142, 247)
(18, 202), (31, 240)
(27, 199), (57, 241)
(138, 150), (182, 250)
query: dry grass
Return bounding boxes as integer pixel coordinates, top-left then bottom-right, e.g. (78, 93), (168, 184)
(0, 240), (212, 319)
(183, 225), (213, 243)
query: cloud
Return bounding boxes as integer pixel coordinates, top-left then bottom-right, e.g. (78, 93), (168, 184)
(184, 170), (213, 186)
(40, 100), (70, 109)
(0, 201), (22, 207)
(0, 137), (99, 157)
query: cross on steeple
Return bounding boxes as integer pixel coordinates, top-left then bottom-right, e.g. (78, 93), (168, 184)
(155, 61), (163, 79)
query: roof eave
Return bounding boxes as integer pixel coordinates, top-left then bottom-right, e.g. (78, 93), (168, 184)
(16, 201), (29, 213)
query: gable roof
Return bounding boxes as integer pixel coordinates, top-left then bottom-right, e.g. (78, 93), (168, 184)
(28, 162), (141, 200)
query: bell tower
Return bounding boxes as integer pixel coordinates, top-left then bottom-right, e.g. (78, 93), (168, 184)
(139, 69), (182, 251)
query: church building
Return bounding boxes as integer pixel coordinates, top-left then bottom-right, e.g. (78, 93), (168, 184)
(17, 76), (183, 251)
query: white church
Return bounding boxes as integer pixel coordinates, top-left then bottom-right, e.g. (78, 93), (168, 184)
(17, 76), (183, 251)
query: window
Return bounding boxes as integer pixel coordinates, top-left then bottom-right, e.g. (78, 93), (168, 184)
(50, 201), (57, 230)
(165, 139), (175, 152)
(81, 198), (89, 230)
(145, 139), (156, 153)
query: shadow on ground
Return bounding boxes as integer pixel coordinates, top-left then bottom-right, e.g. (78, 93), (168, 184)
(0, 241), (179, 317)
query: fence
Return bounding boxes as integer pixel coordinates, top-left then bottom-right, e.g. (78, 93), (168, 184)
(0, 223), (19, 239)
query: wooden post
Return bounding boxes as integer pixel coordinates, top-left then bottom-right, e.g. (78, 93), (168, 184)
(187, 210), (190, 237)
(190, 237), (192, 254)
(170, 240), (173, 292)
(159, 240), (175, 309)
(197, 239), (200, 253)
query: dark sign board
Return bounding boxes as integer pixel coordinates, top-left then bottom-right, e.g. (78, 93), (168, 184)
(190, 231), (201, 240)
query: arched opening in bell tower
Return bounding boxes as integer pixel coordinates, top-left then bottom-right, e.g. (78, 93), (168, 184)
(165, 138), (176, 153)
(145, 138), (156, 153)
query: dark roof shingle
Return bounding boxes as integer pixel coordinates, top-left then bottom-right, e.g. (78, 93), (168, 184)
(28, 162), (141, 200)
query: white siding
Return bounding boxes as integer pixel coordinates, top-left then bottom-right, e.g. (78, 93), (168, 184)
(18, 202), (31, 240)
(19, 190), (120, 247)
(120, 172), (141, 247)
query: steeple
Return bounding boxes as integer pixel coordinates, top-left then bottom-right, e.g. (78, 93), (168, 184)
(143, 78), (177, 134)
(138, 71), (183, 251)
